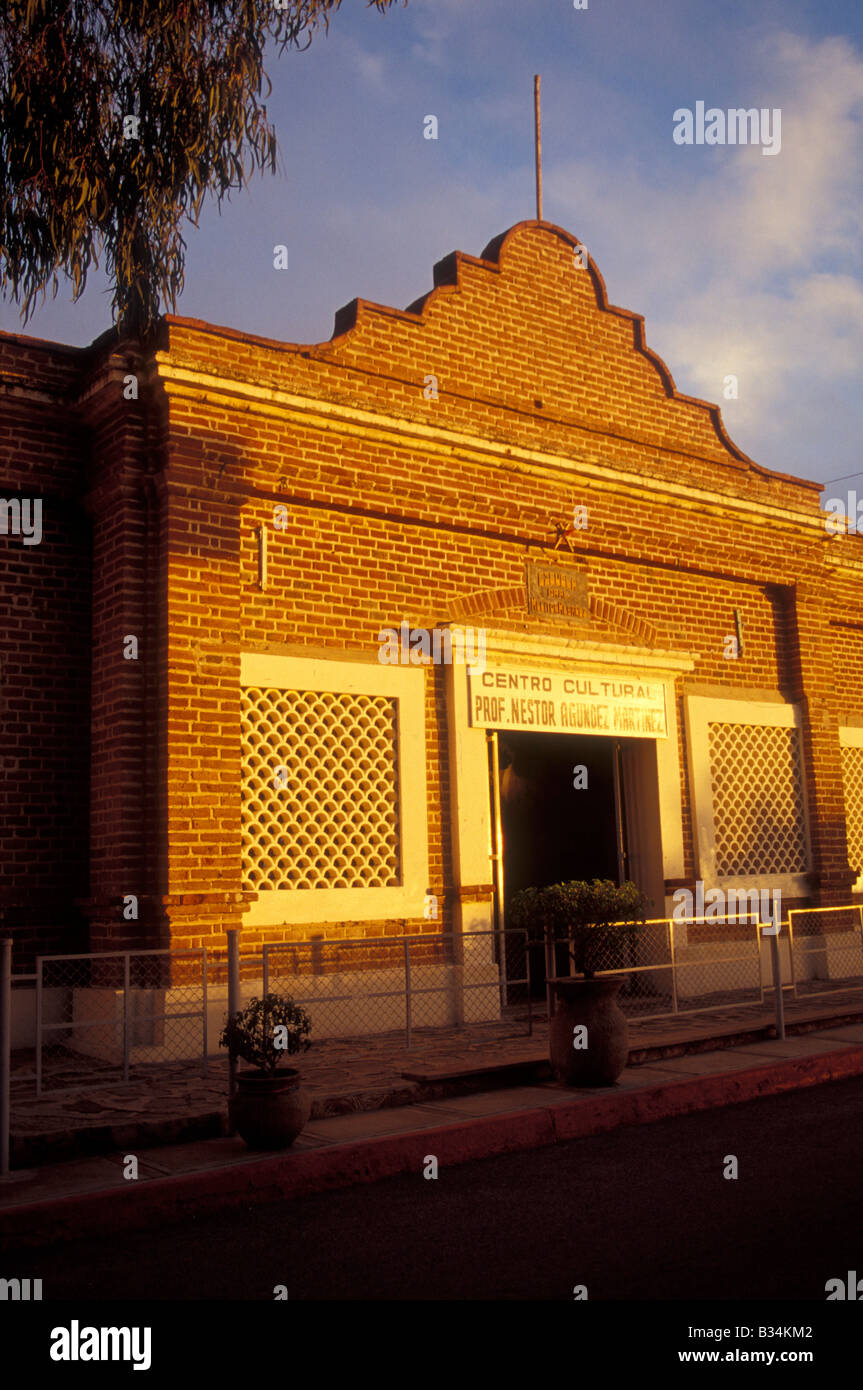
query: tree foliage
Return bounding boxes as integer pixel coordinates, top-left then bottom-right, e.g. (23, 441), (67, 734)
(0, 0), (400, 338)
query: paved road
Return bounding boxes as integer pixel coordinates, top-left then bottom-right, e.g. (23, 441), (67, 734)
(8, 1076), (863, 1301)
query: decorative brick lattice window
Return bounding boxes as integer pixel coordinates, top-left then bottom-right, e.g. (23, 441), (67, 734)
(841, 745), (863, 879)
(707, 722), (808, 876)
(241, 687), (401, 889)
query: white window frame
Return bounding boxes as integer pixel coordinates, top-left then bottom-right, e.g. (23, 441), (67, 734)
(839, 726), (863, 893)
(684, 694), (812, 896)
(240, 652), (428, 925)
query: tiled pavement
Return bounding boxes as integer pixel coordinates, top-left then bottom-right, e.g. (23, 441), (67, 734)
(9, 986), (863, 1166)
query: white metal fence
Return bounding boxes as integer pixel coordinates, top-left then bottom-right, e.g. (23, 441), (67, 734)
(787, 904), (863, 996)
(5, 930), (532, 1102)
(542, 915), (767, 1020)
(261, 929), (532, 1045)
(33, 948), (209, 1095)
(2, 903), (863, 1163)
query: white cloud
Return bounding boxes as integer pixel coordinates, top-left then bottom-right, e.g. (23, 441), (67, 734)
(338, 36), (390, 95)
(552, 29), (863, 475)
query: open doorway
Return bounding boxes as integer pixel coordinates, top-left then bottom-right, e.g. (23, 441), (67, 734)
(493, 731), (629, 998)
(499, 732), (622, 893)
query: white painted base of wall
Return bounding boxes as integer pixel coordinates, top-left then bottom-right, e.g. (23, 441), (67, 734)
(260, 959), (504, 1040)
(790, 932), (863, 984)
(671, 961), (762, 1002)
(10, 960), (506, 1064)
(10, 988), (66, 1050)
(671, 936), (786, 1000)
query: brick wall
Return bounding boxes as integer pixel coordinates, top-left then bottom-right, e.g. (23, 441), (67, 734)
(3, 219), (863, 962)
(0, 333), (92, 966)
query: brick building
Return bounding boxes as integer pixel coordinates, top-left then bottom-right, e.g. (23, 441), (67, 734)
(3, 218), (863, 1005)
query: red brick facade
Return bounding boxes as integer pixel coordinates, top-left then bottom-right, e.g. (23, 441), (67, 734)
(2, 219), (862, 966)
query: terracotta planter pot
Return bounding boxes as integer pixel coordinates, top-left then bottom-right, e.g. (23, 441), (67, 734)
(549, 977), (629, 1086)
(230, 1068), (311, 1150)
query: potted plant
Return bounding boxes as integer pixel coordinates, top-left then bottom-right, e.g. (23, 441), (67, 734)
(220, 994), (313, 1150)
(510, 879), (648, 1086)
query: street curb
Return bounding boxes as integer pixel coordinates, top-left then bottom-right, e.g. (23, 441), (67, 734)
(3, 1045), (863, 1249)
(9, 1110), (229, 1170)
(13, 1006), (863, 1170)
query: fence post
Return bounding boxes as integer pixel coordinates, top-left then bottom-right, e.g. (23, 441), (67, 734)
(668, 919), (679, 1015)
(769, 904), (785, 1040)
(227, 930), (240, 1110)
(35, 956), (43, 1098)
(1, 939), (11, 1178)
(452, 930), (466, 1029)
(544, 927), (555, 1021)
(785, 910), (799, 999)
(201, 948), (208, 1077)
(122, 953), (131, 1083)
(404, 938), (412, 1048)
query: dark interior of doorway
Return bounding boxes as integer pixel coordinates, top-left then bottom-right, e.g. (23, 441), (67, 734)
(498, 731), (624, 998)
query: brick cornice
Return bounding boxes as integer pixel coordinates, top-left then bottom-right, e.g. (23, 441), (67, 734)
(155, 365), (834, 546)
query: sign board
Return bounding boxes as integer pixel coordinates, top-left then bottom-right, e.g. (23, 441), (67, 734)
(525, 564), (589, 619)
(468, 665), (668, 738)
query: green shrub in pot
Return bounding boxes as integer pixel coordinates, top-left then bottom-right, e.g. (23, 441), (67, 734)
(220, 994), (312, 1074)
(510, 879), (649, 1086)
(220, 994), (312, 1149)
(509, 878), (648, 977)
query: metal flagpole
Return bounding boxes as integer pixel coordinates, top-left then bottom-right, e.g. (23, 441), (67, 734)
(534, 75), (543, 221)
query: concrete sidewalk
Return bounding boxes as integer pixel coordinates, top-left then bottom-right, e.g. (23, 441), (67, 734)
(10, 986), (863, 1167)
(3, 1023), (863, 1250)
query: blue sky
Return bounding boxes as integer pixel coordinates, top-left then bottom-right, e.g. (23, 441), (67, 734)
(4, 0), (863, 490)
